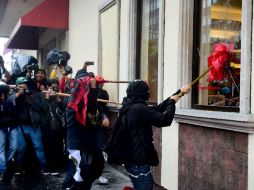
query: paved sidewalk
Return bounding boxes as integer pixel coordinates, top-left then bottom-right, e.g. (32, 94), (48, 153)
(0, 164), (132, 190)
(92, 164), (132, 190)
(45, 164), (132, 190)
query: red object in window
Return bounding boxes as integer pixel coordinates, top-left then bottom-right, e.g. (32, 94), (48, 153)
(207, 43), (231, 82)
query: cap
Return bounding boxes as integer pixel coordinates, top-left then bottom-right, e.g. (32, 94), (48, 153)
(16, 77), (29, 86)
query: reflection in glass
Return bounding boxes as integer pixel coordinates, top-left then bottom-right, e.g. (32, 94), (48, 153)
(198, 0), (241, 108)
(140, 0), (159, 102)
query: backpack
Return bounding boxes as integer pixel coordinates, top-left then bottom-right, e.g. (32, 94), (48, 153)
(103, 113), (130, 165)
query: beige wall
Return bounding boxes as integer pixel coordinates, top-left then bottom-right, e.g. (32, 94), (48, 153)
(161, 1), (180, 189)
(118, 0), (130, 101)
(68, 0), (101, 75)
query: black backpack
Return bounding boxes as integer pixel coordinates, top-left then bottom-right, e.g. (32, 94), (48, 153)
(103, 113), (130, 165)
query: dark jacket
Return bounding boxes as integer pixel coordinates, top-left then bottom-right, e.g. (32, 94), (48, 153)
(0, 97), (17, 127)
(8, 92), (49, 127)
(125, 97), (176, 166)
(66, 88), (106, 151)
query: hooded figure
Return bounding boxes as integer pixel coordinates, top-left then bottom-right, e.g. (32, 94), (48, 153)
(117, 80), (191, 190)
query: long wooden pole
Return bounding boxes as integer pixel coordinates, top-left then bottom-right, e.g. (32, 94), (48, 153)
(105, 80), (131, 83)
(188, 65), (214, 87)
(42, 90), (122, 105)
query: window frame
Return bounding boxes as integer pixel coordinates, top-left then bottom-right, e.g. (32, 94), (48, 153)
(175, 0), (254, 133)
(192, 0), (241, 112)
(129, 0), (165, 103)
(98, 0), (121, 103)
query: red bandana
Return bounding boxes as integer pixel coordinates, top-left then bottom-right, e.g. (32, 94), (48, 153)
(67, 76), (91, 125)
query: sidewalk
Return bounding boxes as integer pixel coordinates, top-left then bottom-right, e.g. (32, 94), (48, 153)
(0, 164), (132, 190)
(45, 164), (132, 190)
(91, 164), (132, 190)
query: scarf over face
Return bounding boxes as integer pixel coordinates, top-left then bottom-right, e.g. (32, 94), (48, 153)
(120, 80), (150, 115)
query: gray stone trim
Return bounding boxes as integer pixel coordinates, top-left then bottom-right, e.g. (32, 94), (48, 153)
(240, 0), (252, 114)
(175, 109), (254, 133)
(158, 0), (165, 103)
(177, 0), (253, 131)
(128, 0), (137, 81)
(177, 0), (194, 109)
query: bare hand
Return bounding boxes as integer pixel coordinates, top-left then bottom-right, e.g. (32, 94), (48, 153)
(181, 85), (191, 95)
(16, 84), (26, 97)
(89, 78), (96, 88)
(101, 118), (110, 128)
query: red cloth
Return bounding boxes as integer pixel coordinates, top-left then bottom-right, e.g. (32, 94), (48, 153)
(95, 75), (108, 84)
(207, 43), (231, 82)
(59, 77), (75, 93)
(59, 77), (66, 93)
(67, 76), (91, 125)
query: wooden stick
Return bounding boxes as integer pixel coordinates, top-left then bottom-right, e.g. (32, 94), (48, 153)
(8, 85), (16, 89)
(97, 98), (122, 105)
(42, 90), (122, 105)
(105, 80), (131, 83)
(188, 65), (214, 87)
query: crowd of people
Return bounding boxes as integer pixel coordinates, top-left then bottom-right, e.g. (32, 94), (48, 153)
(0, 51), (191, 190)
(0, 54), (111, 190)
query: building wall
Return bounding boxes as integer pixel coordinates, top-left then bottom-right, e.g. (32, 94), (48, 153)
(68, 0), (101, 75)
(161, 0), (180, 189)
(179, 123), (248, 190)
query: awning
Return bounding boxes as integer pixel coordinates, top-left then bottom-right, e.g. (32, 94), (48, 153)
(6, 0), (69, 50)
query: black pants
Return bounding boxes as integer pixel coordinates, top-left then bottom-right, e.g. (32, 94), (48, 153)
(79, 150), (104, 190)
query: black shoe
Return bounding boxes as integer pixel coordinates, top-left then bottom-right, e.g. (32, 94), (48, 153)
(2, 160), (15, 183)
(62, 177), (75, 190)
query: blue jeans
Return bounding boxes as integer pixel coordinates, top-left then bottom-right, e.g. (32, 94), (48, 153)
(0, 127), (18, 173)
(16, 124), (46, 169)
(125, 164), (153, 190)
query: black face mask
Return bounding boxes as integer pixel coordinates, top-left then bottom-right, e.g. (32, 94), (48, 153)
(126, 80), (150, 101)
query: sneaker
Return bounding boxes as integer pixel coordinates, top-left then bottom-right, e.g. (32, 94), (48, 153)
(41, 169), (50, 175)
(50, 171), (60, 176)
(98, 176), (108, 185)
(69, 155), (78, 166)
(15, 172), (22, 176)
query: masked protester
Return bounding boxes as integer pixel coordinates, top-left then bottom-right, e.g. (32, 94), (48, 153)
(65, 76), (110, 190)
(8, 77), (48, 176)
(0, 82), (18, 182)
(118, 80), (191, 190)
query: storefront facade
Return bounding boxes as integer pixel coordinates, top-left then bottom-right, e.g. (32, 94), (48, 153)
(1, 0), (253, 189)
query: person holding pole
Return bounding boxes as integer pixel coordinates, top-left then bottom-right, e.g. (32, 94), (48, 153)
(115, 80), (191, 190)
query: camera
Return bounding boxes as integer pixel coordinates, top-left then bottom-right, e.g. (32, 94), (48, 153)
(26, 63), (38, 71)
(59, 59), (68, 67)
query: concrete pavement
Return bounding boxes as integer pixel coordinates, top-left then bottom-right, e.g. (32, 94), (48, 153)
(46, 164), (133, 190)
(91, 164), (132, 190)
(0, 164), (132, 190)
